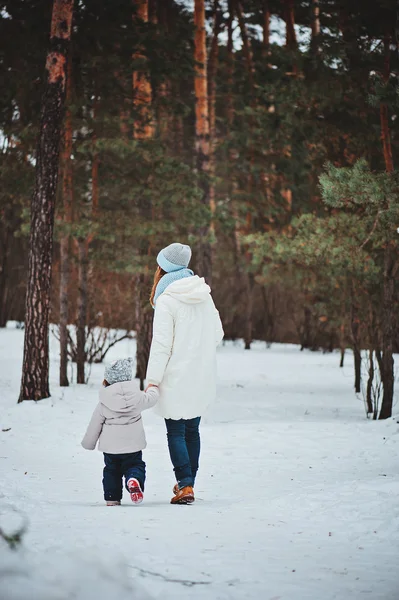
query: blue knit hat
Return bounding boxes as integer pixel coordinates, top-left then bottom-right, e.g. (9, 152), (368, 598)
(157, 243), (192, 273)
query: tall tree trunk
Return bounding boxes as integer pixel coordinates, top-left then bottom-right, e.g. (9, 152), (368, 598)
(226, 0), (242, 320)
(208, 0), (220, 241)
(236, 2), (255, 88)
(379, 33), (395, 419)
(380, 35), (394, 173)
(311, 0), (320, 50)
(135, 273), (153, 390)
(339, 323), (345, 367)
(194, 0), (212, 283)
(366, 349), (374, 416)
(19, 0), (74, 403)
(133, 0), (154, 386)
(0, 221), (10, 327)
(350, 301), (361, 394)
(285, 0), (297, 49)
(263, 1), (270, 56)
(76, 238), (88, 384)
(236, 1), (256, 349)
(59, 55), (73, 387)
(244, 273), (255, 350)
(285, 0), (298, 76)
(133, 0), (154, 139)
(379, 247), (395, 418)
(75, 96), (99, 384)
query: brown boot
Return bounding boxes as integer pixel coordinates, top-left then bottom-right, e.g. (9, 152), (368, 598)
(170, 486), (195, 505)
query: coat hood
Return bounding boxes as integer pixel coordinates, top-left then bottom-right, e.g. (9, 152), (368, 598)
(163, 275), (211, 304)
(99, 380), (139, 412)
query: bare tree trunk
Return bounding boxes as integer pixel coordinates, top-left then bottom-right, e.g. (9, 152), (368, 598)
(0, 221), (10, 327)
(380, 36), (394, 173)
(76, 239), (88, 384)
(134, 273), (153, 389)
(339, 323), (345, 367)
(244, 273), (255, 350)
(311, 0), (320, 50)
(285, 0), (297, 49)
(19, 0), (74, 403)
(379, 247), (395, 418)
(300, 305), (312, 350)
(133, 0), (154, 139)
(379, 33), (395, 419)
(208, 0), (220, 243)
(366, 349), (374, 416)
(263, 1), (270, 56)
(350, 301), (361, 394)
(236, 1), (256, 350)
(59, 235), (70, 386)
(226, 0), (243, 334)
(194, 0), (212, 283)
(133, 0), (154, 384)
(236, 2), (255, 88)
(59, 55), (73, 387)
(74, 94), (98, 385)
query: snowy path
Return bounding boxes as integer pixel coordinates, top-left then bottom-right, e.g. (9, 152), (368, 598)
(1, 327), (399, 599)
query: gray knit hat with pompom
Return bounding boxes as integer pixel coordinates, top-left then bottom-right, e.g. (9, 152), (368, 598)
(104, 357), (133, 385)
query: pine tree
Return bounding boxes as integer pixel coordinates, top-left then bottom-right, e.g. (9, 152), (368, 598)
(19, 0), (74, 402)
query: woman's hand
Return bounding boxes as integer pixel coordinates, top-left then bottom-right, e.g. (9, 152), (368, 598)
(145, 383), (159, 392)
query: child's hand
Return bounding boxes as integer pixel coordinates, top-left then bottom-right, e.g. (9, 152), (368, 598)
(145, 384), (158, 392)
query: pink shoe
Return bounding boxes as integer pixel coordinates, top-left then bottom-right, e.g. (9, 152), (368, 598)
(127, 478), (144, 505)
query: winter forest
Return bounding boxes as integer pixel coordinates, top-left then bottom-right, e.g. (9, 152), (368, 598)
(1, 1), (399, 599)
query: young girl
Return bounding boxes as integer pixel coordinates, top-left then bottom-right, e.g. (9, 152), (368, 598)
(81, 357), (159, 506)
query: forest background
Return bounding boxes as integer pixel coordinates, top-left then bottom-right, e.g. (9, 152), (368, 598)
(1, 0), (398, 419)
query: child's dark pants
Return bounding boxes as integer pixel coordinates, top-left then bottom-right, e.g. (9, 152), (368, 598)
(102, 451), (146, 502)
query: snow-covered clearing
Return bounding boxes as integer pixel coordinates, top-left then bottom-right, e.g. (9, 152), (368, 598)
(1, 325), (399, 600)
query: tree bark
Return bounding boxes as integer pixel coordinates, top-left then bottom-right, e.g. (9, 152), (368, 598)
(366, 349), (374, 416)
(59, 54), (73, 387)
(339, 322), (345, 367)
(0, 220), (10, 327)
(350, 302), (361, 394)
(208, 0), (220, 241)
(380, 35), (394, 173)
(311, 0), (320, 49)
(236, 2), (255, 89)
(194, 0), (212, 283)
(244, 273), (255, 350)
(285, 0), (297, 50)
(226, 0), (243, 324)
(19, 0), (74, 403)
(379, 247), (395, 419)
(76, 238), (88, 384)
(378, 33), (395, 419)
(263, 1), (270, 56)
(133, 0), (154, 384)
(236, 1), (256, 349)
(134, 273), (153, 389)
(133, 0), (154, 139)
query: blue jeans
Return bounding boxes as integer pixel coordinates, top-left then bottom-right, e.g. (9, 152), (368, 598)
(102, 452), (146, 501)
(165, 417), (201, 489)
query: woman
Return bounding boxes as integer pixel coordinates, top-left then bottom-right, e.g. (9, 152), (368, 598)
(146, 242), (224, 504)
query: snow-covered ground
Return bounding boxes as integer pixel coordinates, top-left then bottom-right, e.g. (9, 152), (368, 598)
(1, 324), (399, 600)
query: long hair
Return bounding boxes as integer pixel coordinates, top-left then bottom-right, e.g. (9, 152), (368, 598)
(150, 266), (166, 307)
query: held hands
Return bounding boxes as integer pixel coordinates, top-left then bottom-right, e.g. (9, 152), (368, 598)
(145, 384), (159, 392)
